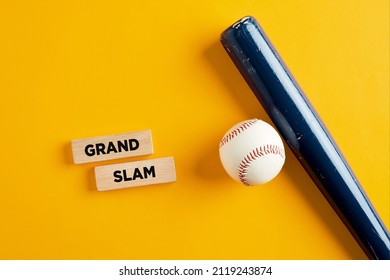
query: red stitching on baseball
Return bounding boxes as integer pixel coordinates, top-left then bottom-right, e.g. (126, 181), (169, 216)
(219, 119), (258, 148)
(238, 144), (285, 186)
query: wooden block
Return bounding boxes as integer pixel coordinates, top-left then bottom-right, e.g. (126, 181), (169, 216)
(71, 130), (153, 164)
(94, 157), (176, 191)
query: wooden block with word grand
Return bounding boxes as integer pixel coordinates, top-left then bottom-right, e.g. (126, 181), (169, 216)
(94, 157), (176, 191)
(71, 130), (153, 164)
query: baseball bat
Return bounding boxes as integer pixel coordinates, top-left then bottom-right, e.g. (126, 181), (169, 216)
(220, 16), (390, 259)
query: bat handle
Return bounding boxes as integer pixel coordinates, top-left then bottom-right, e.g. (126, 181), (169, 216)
(220, 16), (390, 259)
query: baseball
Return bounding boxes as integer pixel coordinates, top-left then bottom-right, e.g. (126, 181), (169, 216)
(219, 118), (285, 186)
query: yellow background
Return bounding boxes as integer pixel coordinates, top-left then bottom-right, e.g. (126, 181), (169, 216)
(0, 0), (388, 259)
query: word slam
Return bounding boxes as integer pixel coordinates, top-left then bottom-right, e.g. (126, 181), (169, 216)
(94, 157), (176, 191)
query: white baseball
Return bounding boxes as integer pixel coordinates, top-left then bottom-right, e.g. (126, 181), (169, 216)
(219, 118), (285, 186)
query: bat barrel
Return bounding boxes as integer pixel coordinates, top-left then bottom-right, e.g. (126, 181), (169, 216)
(220, 16), (390, 259)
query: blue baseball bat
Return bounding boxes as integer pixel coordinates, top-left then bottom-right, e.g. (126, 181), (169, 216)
(220, 16), (390, 259)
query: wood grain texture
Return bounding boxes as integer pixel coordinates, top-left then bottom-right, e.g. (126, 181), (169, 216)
(71, 130), (153, 164)
(95, 157), (176, 191)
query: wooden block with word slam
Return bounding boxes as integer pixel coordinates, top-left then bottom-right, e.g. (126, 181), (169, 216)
(71, 130), (153, 164)
(94, 157), (176, 191)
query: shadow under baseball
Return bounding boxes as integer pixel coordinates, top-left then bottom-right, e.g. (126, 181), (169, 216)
(202, 40), (366, 259)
